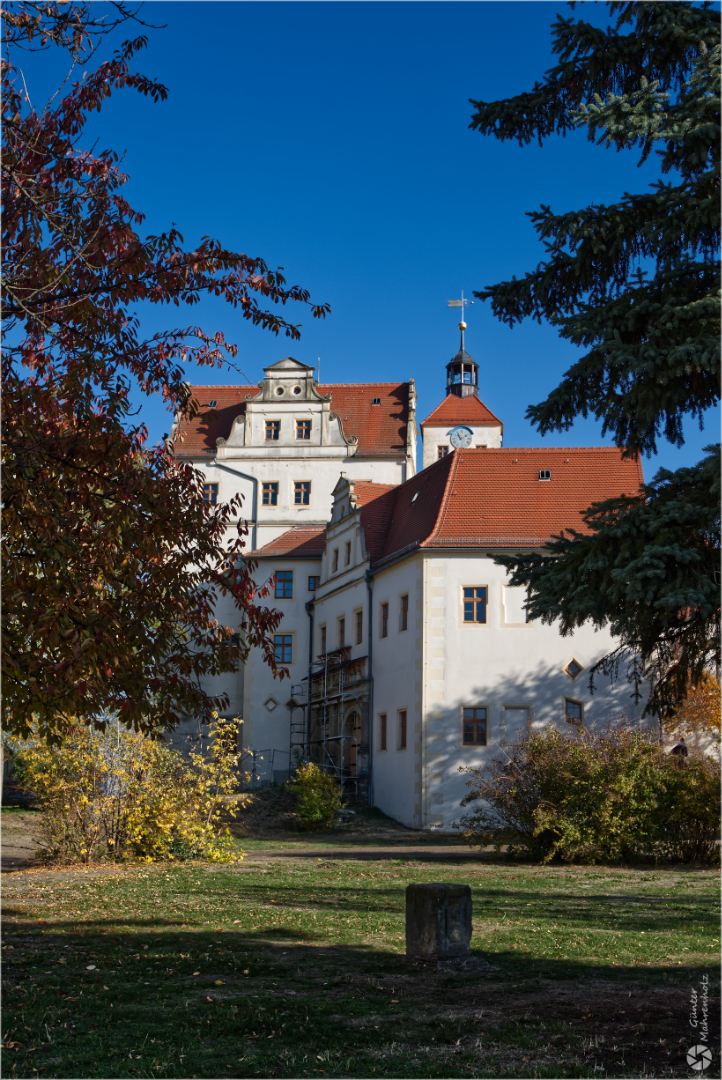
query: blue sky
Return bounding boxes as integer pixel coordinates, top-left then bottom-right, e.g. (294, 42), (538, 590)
(20, 1), (719, 476)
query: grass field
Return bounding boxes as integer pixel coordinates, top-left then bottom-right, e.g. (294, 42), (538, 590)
(1, 809), (720, 1079)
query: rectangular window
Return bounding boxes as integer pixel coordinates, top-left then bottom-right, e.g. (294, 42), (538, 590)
(379, 713), (387, 751)
(275, 570), (293, 599)
(274, 634), (292, 663)
(463, 586), (487, 623)
(338, 617), (346, 648)
(344, 541), (351, 566)
(202, 483), (218, 505)
(294, 481), (311, 505)
(398, 709), (407, 750)
(399, 594), (408, 632)
(308, 576), (320, 592)
(565, 699), (583, 726)
(380, 602), (389, 638)
(320, 625), (326, 654)
(332, 549), (339, 573)
(355, 609), (363, 645)
(222, 632), (240, 671)
(463, 707), (487, 745)
(437, 446), (449, 459)
(265, 420), (280, 441)
(262, 482), (278, 506)
(296, 419), (311, 440)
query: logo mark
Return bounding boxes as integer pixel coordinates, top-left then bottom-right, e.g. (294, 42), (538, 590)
(687, 1045), (712, 1072)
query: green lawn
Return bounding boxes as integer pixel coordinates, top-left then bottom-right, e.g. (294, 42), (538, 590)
(2, 853), (719, 1078)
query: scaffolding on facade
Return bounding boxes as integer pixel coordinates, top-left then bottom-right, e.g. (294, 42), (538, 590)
(289, 647), (371, 802)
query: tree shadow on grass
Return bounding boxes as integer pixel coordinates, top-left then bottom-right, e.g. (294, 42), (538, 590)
(3, 918), (719, 1080)
(3, 856), (720, 1079)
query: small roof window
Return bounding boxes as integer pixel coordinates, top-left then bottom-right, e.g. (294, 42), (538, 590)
(539, 469), (551, 481)
(411, 492), (419, 503)
(372, 397), (381, 405)
(207, 400), (217, 408)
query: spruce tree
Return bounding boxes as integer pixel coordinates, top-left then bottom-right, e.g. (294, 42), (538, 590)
(470, 2), (720, 717)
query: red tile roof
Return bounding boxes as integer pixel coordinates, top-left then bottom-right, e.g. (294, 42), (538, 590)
(248, 526), (326, 559)
(362, 447), (644, 566)
(171, 382), (411, 458)
(373, 456), (453, 561)
(317, 383), (410, 456)
(244, 447), (645, 569)
(170, 385), (259, 457)
(420, 394), (503, 430)
(352, 483), (397, 562)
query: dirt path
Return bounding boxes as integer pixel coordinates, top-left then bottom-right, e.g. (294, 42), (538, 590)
(2, 794), (484, 875)
(1, 810), (43, 871)
(239, 844), (487, 863)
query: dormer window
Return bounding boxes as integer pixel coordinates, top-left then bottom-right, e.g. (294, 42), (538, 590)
(539, 469), (551, 481)
(372, 397), (381, 405)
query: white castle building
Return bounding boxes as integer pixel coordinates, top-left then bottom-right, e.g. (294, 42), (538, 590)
(171, 329), (646, 830)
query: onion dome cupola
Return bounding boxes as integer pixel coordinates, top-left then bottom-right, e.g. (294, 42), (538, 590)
(445, 320), (478, 398)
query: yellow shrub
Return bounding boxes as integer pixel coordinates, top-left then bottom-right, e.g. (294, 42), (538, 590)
(9, 715), (247, 864)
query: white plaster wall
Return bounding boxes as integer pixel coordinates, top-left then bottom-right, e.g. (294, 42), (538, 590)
(189, 456), (405, 551)
(420, 552), (649, 831)
(241, 558), (321, 772)
(311, 510), (370, 663)
(366, 554), (424, 828)
(313, 579), (368, 660)
(421, 422), (502, 470)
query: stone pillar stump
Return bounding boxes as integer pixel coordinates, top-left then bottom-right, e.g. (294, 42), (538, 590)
(405, 883), (472, 960)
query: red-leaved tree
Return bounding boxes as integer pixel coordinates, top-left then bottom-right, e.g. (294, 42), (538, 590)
(2, 2), (329, 742)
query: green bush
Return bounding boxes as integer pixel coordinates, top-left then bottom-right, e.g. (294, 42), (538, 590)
(657, 755), (721, 863)
(455, 723), (720, 865)
(287, 761), (343, 831)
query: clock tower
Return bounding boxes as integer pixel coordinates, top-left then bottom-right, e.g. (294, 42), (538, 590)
(419, 323), (504, 469)
(445, 320), (479, 398)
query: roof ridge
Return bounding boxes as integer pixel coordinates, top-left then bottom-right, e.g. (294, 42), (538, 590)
(420, 394), (503, 427)
(317, 382), (408, 388)
(358, 482), (400, 558)
(424, 451), (460, 545)
(482, 446), (637, 452)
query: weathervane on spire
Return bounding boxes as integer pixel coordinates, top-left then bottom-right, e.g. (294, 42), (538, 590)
(447, 290), (473, 348)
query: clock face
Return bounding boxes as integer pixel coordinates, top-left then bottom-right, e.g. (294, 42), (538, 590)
(449, 426), (473, 449)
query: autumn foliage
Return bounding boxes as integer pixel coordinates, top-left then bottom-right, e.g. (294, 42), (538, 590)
(456, 722), (720, 865)
(1, 3), (328, 741)
(10, 715), (246, 864)
(667, 672), (721, 748)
